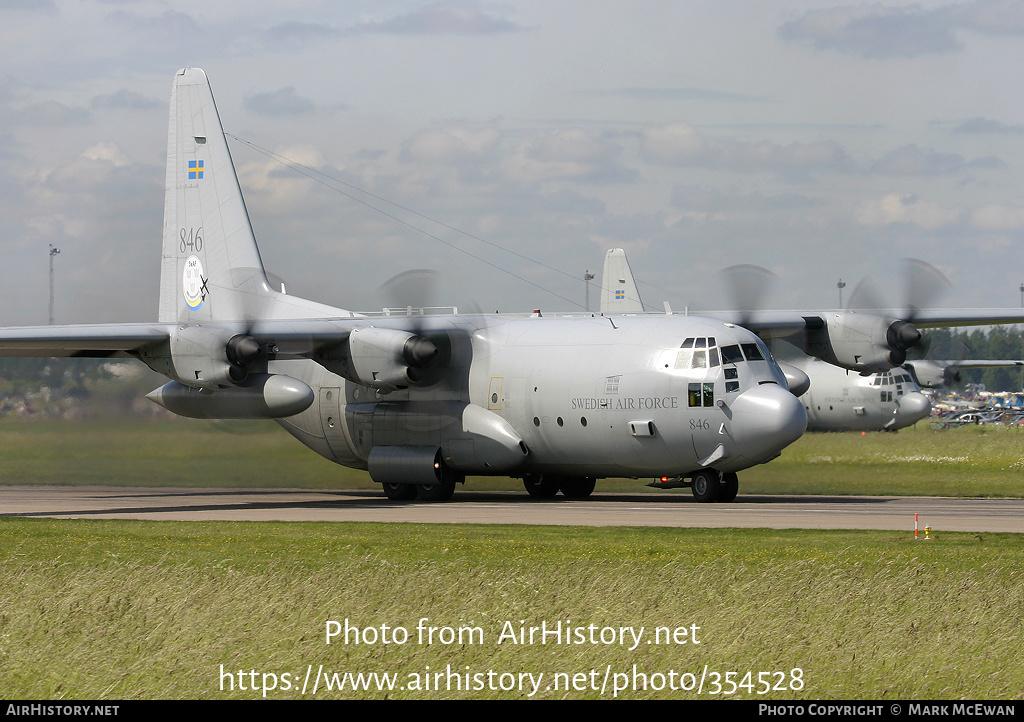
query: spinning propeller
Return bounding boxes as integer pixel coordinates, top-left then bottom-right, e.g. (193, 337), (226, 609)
(845, 258), (952, 365)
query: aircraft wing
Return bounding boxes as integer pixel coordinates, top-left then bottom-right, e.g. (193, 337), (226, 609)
(702, 308), (1024, 333)
(892, 309), (1024, 328)
(0, 319), (363, 358)
(689, 307), (1024, 374)
(0, 324), (172, 357)
(955, 359), (1024, 368)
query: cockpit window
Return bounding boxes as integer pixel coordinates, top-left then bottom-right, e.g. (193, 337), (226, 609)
(681, 338), (695, 349)
(741, 343), (765, 362)
(721, 345), (743, 364)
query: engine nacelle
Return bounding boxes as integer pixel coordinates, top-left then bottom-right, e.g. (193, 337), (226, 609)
(904, 360), (956, 388)
(800, 312), (920, 374)
(139, 324), (262, 390)
(347, 327), (438, 392)
(146, 374), (314, 419)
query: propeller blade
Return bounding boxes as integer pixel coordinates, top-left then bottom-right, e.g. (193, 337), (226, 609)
(719, 264), (776, 326)
(902, 257), (951, 320)
(379, 269), (439, 315)
(846, 276), (885, 313)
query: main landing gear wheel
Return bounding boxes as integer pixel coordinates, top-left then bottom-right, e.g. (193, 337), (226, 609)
(690, 470), (722, 503)
(523, 474), (560, 498)
(382, 482), (417, 501)
(417, 477), (457, 502)
(559, 476), (596, 499)
(718, 472), (739, 503)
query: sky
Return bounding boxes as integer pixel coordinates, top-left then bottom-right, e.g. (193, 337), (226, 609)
(4, 0), (1024, 325)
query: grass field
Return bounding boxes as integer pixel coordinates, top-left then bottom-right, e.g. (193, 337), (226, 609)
(0, 416), (1021, 497)
(2, 418), (1022, 700)
(2, 519), (1022, 700)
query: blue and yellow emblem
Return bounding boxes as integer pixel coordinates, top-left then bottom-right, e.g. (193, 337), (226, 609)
(615, 289), (626, 300)
(188, 160), (204, 180)
(183, 256), (207, 310)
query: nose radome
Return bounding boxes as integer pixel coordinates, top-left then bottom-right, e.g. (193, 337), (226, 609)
(728, 383), (807, 466)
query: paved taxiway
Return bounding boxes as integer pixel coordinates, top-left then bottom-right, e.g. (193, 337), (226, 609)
(1, 486), (1021, 532)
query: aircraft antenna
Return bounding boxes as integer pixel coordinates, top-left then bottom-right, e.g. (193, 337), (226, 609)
(48, 245), (60, 325)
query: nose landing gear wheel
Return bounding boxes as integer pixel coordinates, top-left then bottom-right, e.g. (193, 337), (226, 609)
(690, 470), (722, 503)
(717, 472), (739, 503)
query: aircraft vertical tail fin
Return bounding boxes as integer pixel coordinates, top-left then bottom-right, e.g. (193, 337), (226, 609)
(158, 67), (275, 324)
(599, 248), (645, 314)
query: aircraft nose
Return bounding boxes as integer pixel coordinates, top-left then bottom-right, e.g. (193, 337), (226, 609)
(726, 383), (807, 468)
(894, 392), (931, 428)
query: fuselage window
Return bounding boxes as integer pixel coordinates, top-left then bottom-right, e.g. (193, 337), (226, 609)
(688, 383), (702, 407)
(725, 380), (740, 393)
(689, 382), (715, 407)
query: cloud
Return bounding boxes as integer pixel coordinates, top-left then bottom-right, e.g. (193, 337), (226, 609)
(777, 4), (962, 58)
(90, 89), (161, 111)
(671, 184), (824, 213)
(953, 117), (1024, 134)
(778, 1), (1024, 59)
(870, 144), (966, 175)
(351, 1), (525, 35)
(263, 4), (525, 50)
(496, 128), (635, 184)
(587, 87), (768, 103)
(640, 123), (710, 164)
(1, 100), (91, 127)
(971, 203), (1024, 231)
(106, 9), (201, 36)
(856, 192), (963, 229)
(0, 0), (57, 12)
(264, 21), (342, 45)
(640, 123), (850, 172)
(244, 87), (320, 117)
(955, 0), (1024, 36)
(400, 126), (502, 164)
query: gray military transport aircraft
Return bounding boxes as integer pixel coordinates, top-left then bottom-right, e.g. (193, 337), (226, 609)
(0, 69), (1020, 503)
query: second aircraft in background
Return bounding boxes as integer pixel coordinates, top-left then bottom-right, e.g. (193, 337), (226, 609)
(598, 248), (936, 432)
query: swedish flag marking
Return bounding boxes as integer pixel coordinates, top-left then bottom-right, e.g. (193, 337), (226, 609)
(188, 160), (204, 180)
(615, 289), (625, 299)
